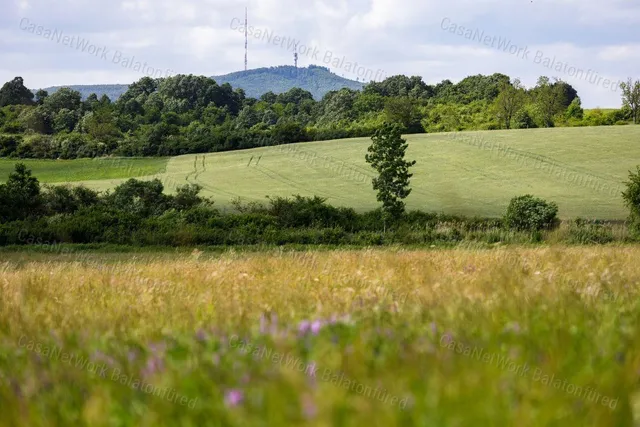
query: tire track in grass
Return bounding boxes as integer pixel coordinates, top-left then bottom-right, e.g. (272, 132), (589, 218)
(193, 155), (206, 181)
(184, 156), (262, 203)
(184, 155), (199, 182)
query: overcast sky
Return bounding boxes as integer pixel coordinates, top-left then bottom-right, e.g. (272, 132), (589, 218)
(1, 0), (639, 107)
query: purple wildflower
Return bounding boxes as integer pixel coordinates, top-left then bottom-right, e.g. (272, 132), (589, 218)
(224, 389), (244, 407)
(503, 322), (521, 334)
(149, 342), (167, 354)
(259, 314), (268, 334)
(310, 320), (323, 335)
(302, 395), (317, 419)
(306, 361), (317, 379)
(92, 350), (117, 368)
(441, 332), (453, 345)
(142, 355), (165, 377)
(195, 329), (207, 342)
(269, 318), (279, 335)
(298, 320), (311, 334)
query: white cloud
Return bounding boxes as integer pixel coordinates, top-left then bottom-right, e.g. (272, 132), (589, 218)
(0, 0), (637, 107)
(597, 45), (640, 61)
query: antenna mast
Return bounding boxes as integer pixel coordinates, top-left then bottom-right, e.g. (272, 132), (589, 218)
(244, 7), (248, 71)
(294, 43), (298, 68)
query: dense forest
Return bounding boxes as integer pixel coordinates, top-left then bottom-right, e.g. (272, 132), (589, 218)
(0, 72), (635, 159)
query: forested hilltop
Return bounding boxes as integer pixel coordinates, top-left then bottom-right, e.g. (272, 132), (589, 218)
(212, 65), (365, 99)
(40, 65), (365, 101)
(0, 72), (636, 159)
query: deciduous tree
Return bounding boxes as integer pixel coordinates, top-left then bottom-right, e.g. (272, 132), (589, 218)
(365, 123), (416, 222)
(620, 78), (640, 124)
(493, 78), (526, 129)
(0, 77), (35, 107)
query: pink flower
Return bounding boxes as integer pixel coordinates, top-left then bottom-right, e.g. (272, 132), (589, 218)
(302, 395), (317, 419)
(224, 389), (244, 407)
(310, 320), (323, 335)
(298, 320), (311, 334)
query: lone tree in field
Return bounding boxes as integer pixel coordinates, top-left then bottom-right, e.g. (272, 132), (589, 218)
(366, 123), (416, 221)
(620, 78), (640, 124)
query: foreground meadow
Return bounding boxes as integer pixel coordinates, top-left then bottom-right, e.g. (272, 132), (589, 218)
(1, 246), (640, 426)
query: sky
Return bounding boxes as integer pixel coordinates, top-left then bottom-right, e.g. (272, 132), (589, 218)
(1, 0), (639, 108)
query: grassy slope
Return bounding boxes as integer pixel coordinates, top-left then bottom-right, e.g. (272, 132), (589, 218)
(4, 126), (639, 219)
(0, 157), (168, 183)
(74, 125), (639, 219)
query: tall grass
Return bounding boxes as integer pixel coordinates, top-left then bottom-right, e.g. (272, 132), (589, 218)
(1, 247), (639, 426)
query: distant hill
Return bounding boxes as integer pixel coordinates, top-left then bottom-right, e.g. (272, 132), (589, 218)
(212, 65), (365, 99)
(39, 65), (365, 101)
(40, 84), (130, 101)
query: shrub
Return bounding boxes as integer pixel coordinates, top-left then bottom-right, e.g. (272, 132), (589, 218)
(568, 218), (615, 244)
(565, 98), (584, 119)
(0, 134), (20, 156)
(351, 231), (385, 246)
(503, 195), (559, 232)
(16, 134), (58, 158)
(54, 132), (92, 159)
(622, 166), (640, 236)
(266, 195), (356, 229)
(513, 108), (538, 129)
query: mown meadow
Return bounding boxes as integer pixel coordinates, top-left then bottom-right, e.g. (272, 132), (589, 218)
(6, 126), (639, 219)
(0, 157), (167, 183)
(1, 246), (640, 426)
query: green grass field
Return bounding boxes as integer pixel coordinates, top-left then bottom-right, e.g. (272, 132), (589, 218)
(0, 157), (168, 183)
(3, 126), (639, 219)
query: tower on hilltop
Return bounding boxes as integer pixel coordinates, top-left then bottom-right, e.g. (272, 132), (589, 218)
(244, 7), (248, 71)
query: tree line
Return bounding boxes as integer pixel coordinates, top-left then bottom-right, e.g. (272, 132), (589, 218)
(0, 73), (638, 159)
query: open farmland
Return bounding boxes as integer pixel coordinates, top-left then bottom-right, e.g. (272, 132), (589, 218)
(12, 126), (640, 219)
(0, 157), (168, 183)
(1, 246), (640, 426)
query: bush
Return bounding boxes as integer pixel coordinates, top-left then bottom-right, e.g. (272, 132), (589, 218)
(503, 195), (559, 232)
(622, 166), (640, 236)
(513, 108), (538, 129)
(54, 132), (93, 159)
(266, 195), (356, 229)
(0, 134), (20, 156)
(16, 134), (58, 158)
(568, 218), (615, 244)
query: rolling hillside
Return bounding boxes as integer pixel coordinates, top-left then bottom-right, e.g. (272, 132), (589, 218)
(2, 126), (639, 219)
(39, 65), (364, 101)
